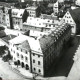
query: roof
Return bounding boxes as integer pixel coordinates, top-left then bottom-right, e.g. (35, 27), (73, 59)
(2, 35), (16, 44)
(0, 30), (6, 38)
(17, 40), (30, 51)
(69, 8), (80, 24)
(39, 35), (55, 52)
(12, 9), (25, 18)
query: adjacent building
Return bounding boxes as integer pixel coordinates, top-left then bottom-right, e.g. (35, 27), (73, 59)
(62, 8), (80, 35)
(12, 9), (28, 30)
(26, 6), (40, 17)
(53, 1), (59, 15)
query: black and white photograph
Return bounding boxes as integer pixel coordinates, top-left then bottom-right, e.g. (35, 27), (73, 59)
(0, 0), (80, 80)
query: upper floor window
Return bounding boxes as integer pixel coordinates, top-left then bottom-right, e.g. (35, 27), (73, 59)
(21, 55), (23, 59)
(25, 57), (28, 61)
(33, 59), (35, 63)
(38, 55), (40, 58)
(39, 69), (41, 73)
(38, 61), (40, 65)
(33, 53), (35, 56)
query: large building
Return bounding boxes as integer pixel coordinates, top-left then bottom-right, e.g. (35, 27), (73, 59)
(9, 22), (71, 76)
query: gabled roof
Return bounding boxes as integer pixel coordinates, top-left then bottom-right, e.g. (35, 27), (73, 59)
(17, 40), (30, 51)
(39, 34), (55, 52)
(69, 8), (80, 24)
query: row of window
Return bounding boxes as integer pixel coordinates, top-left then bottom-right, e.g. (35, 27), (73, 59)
(33, 59), (41, 65)
(11, 48), (28, 54)
(33, 68), (41, 73)
(17, 53), (28, 61)
(33, 53), (40, 58)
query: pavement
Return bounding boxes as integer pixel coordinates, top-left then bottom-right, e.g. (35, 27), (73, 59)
(0, 58), (30, 80)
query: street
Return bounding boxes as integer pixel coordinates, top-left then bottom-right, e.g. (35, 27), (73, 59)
(0, 58), (30, 80)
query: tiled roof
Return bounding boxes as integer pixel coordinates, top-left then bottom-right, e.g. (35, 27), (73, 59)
(2, 35), (16, 44)
(39, 33), (55, 52)
(18, 40), (30, 51)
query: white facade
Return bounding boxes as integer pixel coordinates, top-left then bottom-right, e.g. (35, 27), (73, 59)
(53, 1), (59, 14)
(25, 17), (54, 28)
(62, 11), (76, 35)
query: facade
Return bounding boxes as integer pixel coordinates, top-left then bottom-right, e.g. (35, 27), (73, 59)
(9, 22), (71, 76)
(62, 11), (76, 35)
(9, 36), (31, 72)
(26, 6), (40, 17)
(23, 17), (55, 32)
(12, 9), (28, 30)
(62, 8), (80, 35)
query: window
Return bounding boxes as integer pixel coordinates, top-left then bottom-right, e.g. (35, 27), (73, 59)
(34, 68), (36, 71)
(21, 49), (22, 52)
(39, 69), (41, 73)
(33, 60), (35, 63)
(38, 61), (40, 65)
(26, 51), (27, 54)
(33, 53), (35, 56)
(17, 47), (18, 50)
(17, 53), (19, 57)
(25, 57), (27, 61)
(14, 51), (15, 53)
(38, 55), (40, 58)
(21, 55), (23, 59)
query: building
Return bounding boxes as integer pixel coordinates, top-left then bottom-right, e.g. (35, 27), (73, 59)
(62, 8), (80, 35)
(9, 22), (71, 76)
(9, 35), (31, 72)
(0, 3), (15, 29)
(3, 7), (11, 28)
(26, 6), (40, 17)
(12, 9), (28, 30)
(23, 17), (55, 32)
(53, 1), (59, 15)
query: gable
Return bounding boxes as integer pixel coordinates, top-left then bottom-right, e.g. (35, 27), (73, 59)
(63, 11), (76, 25)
